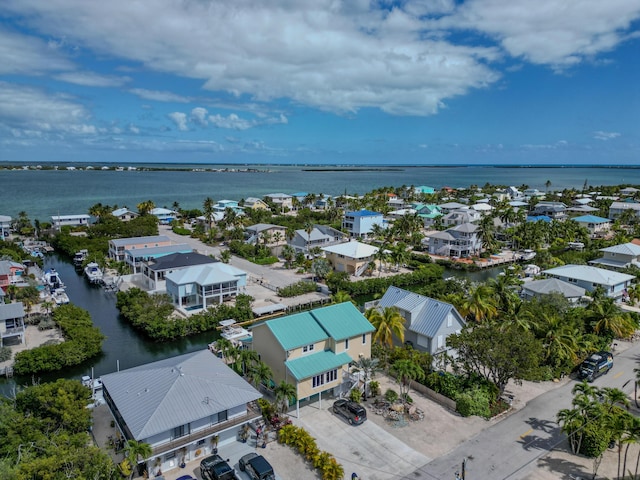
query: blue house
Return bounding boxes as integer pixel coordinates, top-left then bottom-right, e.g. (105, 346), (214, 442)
(342, 210), (385, 239)
(543, 264), (635, 301)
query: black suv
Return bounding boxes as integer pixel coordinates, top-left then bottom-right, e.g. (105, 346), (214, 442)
(200, 454), (239, 480)
(239, 452), (275, 480)
(578, 351), (613, 382)
(333, 399), (367, 425)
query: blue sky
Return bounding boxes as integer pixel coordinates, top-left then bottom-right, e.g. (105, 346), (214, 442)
(1, 0), (639, 165)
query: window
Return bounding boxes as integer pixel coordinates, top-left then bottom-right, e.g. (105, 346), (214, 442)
(219, 410), (228, 422)
(312, 374), (325, 388)
(362, 333), (366, 344)
(437, 335), (444, 349)
(345, 338), (349, 350)
(326, 369), (337, 382)
(447, 314), (453, 327)
(173, 424), (190, 439)
(302, 344), (315, 353)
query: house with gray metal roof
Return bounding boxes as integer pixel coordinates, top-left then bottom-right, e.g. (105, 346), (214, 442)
(590, 242), (640, 270)
(368, 286), (465, 361)
(108, 235), (172, 262)
(165, 262), (246, 312)
(543, 264), (635, 300)
(424, 223), (482, 258)
(321, 240), (379, 277)
(251, 302), (375, 416)
(288, 224), (347, 256)
(140, 251), (214, 291)
(0, 302), (25, 346)
(100, 350), (261, 477)
(521, 278), (586, 303)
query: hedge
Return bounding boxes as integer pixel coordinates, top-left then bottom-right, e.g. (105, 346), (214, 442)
(13, 304), (105, 375)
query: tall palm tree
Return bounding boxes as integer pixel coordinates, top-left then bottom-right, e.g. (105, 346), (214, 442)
(136, 200), (155, 216)
(353, 357), (380, 399)
(203, 197), (215, 236)
(587, 297), (636, 338)
(248, 361), (273, 389)
(365, 306), (405, 347)
(274, 380), (297, 413)
(391, 359), (425, 399)
(460, 284), (498, 323)
(124, 439), (153, 480)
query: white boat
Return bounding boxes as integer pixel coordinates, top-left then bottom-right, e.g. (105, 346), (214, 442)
(518, 249), (536, 261)
(219, 319), (252, 342)
(43, 268), (64, 291)
(523, 264), (541, 277)
(53, 288), (70, 305)
(73, 249), (88, 267)
(82, 375), (104, 407)
(84, 262), (104, 284)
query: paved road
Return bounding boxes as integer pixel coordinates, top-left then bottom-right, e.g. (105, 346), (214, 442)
(407, 343), (640, 480)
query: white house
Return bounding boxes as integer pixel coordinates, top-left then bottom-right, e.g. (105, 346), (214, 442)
(149, 208), (179, 224)
(608, 201), (640, 221)
(342, 210), (385, 239)
(571, 215), (611, 236)
(51, 214), (91, 229)
(100, 350), (262, 477)
(108, 235), (173, 262)
(590, 242), (640, 270)
(521, 278), (586, 303)
(543, 264), (635, 300)
(321, 241), (379, 277)
(111, 208), (139, 222)
(425, 223), (481, 258)
(0, 215), (11, 238)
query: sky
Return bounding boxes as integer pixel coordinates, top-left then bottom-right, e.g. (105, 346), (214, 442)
(1, 0), (639, 166)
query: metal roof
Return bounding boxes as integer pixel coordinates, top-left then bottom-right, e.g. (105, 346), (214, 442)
(572, 215), (610, 224)
(265, 311), (329, 350)
(100, 350), (261, 441)
(543, 264), (635, 286)
(285, 350), (353, 380)
(321, 241), (378, 259)
(110, 235), (171, 247)
(311, 302), (375, 341)
(146, 252), (214, 271)
(344, 210), (382, 217)
(522, 278), (585, 298)
(0, 302), (25, 321)
(599, 242), (640, 256)
(165, 263), (242, 285)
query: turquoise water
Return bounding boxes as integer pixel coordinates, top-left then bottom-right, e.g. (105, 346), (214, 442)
(0, 165), (638, 221)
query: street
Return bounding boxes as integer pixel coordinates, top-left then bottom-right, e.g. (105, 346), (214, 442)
(407, 341), (640, 480)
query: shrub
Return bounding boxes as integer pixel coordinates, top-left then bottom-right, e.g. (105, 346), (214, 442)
(401, 393), (413, 404)
(456, 386), (491, 418)
(349, 389), (362, 403)
(0, 346), (11, 362)
(384, 388), (398, 403)
(579, 422), (610, 458)
(369, 380), (380, 397)
(172, 226), (191, 236)
(278, 281), (317, 298)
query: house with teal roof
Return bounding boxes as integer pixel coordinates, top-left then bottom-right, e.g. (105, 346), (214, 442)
(250, 302), (375, 416)
(412, 203), (442, 226)
(571, 214), (611, 237)
(414, 186), (436, 195)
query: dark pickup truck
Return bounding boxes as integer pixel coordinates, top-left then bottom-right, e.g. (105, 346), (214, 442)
(200, 454), (239, 480)
(578, 351), (613, 382)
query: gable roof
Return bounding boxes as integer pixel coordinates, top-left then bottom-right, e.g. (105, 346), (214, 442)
(112, 208), (137, 217)
(294, 227), (331, 242)
(572, 215), (610, 224)
(263, 302), (374, 349)
(0, 302), (25, 321)
(523, 278), (586, 298)
(147, 252), (214, 271)
(599, 242), (640, 256)
(101, 350), (261, 440)
(165, 263), (244, 285)
(322, 241), (378, 259)
(543, 264), (635, 286)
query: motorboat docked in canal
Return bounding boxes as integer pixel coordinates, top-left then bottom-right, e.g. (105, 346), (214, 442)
(82, 374), (104, 406)
(84, 262), (104, 284)
(518, 249), (536, 261)
(43, 268), (64, 291)
(220, 319), (252, 342)
(52, 288), (70, 305)
(73, 249), (88, 267)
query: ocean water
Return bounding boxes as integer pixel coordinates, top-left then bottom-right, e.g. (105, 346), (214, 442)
(1, 164), (638, 221)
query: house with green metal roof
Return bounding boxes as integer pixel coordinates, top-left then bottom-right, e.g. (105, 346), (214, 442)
(251, 302), (375, 416)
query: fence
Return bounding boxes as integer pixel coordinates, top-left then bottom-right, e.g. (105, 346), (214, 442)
(410, 382), (457, 412)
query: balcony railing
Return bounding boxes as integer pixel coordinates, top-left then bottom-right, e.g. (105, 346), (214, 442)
(150, 403), (261, 456)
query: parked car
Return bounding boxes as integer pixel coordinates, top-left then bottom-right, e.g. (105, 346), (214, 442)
(176, 476), (197, 480)
(238, 452), (275, 480)
(200, 454), (239, 480)
(578, 351), (613, 382)
(333, 399), (367, 425)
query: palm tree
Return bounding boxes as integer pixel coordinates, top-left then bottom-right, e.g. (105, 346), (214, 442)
(353, 357), (380, 400)
(281, 245), (295, 269)
(365, 306), (405, 347)
(390, 359), (425, 400)
(203, 197), (215, 237)
(331, 290), (354, 305)
(274, 380), (297, 413)
(587, 297), (636, 338)
(460, 284), (498, 323)
(248, 361), (273, 389)
(124, 439), (153, 480)
(136, 200), (155, 215)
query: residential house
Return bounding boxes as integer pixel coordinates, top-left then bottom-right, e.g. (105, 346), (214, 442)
(387, 208), (417, 220)
(590, 242), (640, 270)
(314, 196), (333, 210)
(243, 197), (270, 211)
(523, 188), (545, 199)
(0, 302), (25, 346)
(414, 204), (442, 227)
(543, 264), (635, 300)
(532, 202), (567, 220)
(251, 302), (375, 416)
(51, 214), (91, 229)
(0, 260), (26, 289)
(288, 225), (346, 256)
(437, 202), (468, 214)
(342, 210), (385, 239)
(213, 200), (243, 215)
(0, 215), (11, 238)
(321, 240), (379, 277)
(111, 208), (139, 222)
(264, 193), (293, 211)
(414, 186), (436, 195)
(620, 187), (639, 196)
(502, 186), (523, 200)
(245, 224), (287, 246)
(100, 350), (262, 477)
(108, 235), (172, 262)
(367, 286), (465, 360)
(140, 252), (216, 292)
(425, 223), (481, 257)
(149, 207), (179, 225)
(442, 208), (481, 226)
(165, 262), (246, 311)
(521, 278), (586, 303)
(126, 244), (194, 275)
(571, 215), (611, 237)
(608, 201), (640, 221)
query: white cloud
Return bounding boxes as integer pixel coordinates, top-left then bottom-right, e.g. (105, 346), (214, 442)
(593, 131), (621, 140)
(130, 88), (191, 103)
(208, 113), (253, 130)
(0, 27), (73, 75)
(190, 107), (209, 126)
(55, 71), (131, 87)
(167, 112), (188, 131)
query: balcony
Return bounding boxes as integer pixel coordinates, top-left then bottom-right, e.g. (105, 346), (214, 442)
(150, 403), (261, 456)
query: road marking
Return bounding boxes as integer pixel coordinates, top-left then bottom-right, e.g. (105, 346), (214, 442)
(519, 429), (533, 439)
(614, 372), (624, 379)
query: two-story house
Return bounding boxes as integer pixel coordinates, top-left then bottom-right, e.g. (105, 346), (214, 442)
(149, 208), (179, 225)
(243, 197), (270, 211)
(165, 262), (246, 312)
(442, 208), (481, 226)
(245, 224), (287, 246)
(366, 286), (465, 362)
(100, 350), (262, 477)
(321, 240), (379, 277)
(590, 242), (640, 270)
(140, 252), (216, 292)
(0, 215), (11, 238)
(425, 223), (481, 257)
(0, 302), (25, 347)
(288, 225), (346, 256)
(108, 235), (172, 262)
(111, 208), (139, 222)
(251, 302), (375, 417)
(543, 264), (635, 300)
(263, 193), (293, 211)
(532, 202), (567, 220)
(571, 215), (611, 237)
(0, 260), (26, 289)
(608, 201), (640, 221)
(342, 210), (385, 239)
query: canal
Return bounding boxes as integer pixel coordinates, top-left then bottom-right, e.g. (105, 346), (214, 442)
(0, 255), (214, 396)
